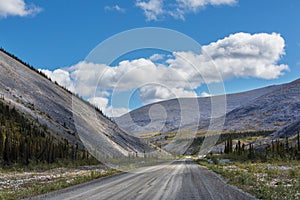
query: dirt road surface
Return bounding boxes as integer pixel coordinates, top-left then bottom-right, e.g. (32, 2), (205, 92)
(30, 160), (257, 200)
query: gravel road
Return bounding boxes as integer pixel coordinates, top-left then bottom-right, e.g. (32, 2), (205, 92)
(29, 160), (257, 200)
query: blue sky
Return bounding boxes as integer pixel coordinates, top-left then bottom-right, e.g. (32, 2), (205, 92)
(0, 0), (299, 116)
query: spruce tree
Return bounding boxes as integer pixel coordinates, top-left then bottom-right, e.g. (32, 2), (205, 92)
(297, 132), (300, 151)
(3, 132), (9, 163)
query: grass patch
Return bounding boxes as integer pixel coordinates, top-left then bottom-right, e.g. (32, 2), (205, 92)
(198, 156), (300, 200)
(0, 158), (100, 172)
(0, 170), (118, 200)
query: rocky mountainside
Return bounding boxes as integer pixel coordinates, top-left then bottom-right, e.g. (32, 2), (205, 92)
(223, 79), (300, 132)
(0, 50), (150, 159)
(116, 84), (281, 134)
(116, 78), (300, 139)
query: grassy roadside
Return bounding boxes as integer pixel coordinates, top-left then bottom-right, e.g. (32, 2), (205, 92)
(197, 155), (300, 200)
(0, 163), (118, 200)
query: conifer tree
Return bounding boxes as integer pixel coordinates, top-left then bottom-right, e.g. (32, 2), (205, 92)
(297, 132), (300, 151)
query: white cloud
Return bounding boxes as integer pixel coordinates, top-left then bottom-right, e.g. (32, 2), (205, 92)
(42, 32), (288, 117)
(136, 0), (237, 20)
(0, 0), (41, 18)
(149, 54), (165, 61)
(68, 61), (109, 96)
(88, 97), (109, 110)
(105, 106), (130, 118)
(87, 97), (129, 117)
(139, 85), (197, 104)
(203, 32), (289, 80)
(68, 59), (190, 95)
(88, 97), (129, 117)
(104, 5), (126, 13)
(177, 0), (237, 11)
(40, 69), (75, 92)
(136, 0), (164, 21)
(201, 92), (212, 97)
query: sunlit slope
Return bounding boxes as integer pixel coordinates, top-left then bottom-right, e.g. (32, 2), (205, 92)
(0, 50), (151, 158)
(116, 84), (280, 134)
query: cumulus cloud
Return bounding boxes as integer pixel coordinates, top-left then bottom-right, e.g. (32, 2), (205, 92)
(87, 97), (129, 117)
(149, 54), (165, 61)
(69, 58), (190, 94)
(104, 5), (126, 13)
(40, 69), (75, 93)
(201, 92), (212, 97)
(64, 59), (194, 115)
(136, 0), (164, 21)
(166, 32), (289, 86)
(105, 106), (130, 118)
(177, 0), (237, 11)
(68, 62), (108, 96)
(42, 32), (288, 117)
(88, 97), (109, 110)
(139, 85), (197, 104)
(0, 0), (41, 18)
(136, 0), (237, 20)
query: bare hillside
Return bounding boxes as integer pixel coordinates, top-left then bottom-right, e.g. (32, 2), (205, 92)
(0, 50), (150, 159)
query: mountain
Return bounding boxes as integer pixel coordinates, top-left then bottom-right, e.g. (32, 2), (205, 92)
(115, 84), (280, 134)
(0, 99), (86, 164)
(116, 78), (300, 138)
(272, 119), (300, 139)
(223, 78), (300, 131)
(0, 49), (150, 161)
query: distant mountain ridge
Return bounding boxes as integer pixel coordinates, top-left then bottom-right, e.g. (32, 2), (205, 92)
(223, 79), (300, 131)
(116, 77), (300, 139)
(0, 49), (150, 160)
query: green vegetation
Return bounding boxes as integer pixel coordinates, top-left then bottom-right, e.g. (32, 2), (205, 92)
(0, 169), (117, 200)
(197, 132), (300, 200)
(187, 130), (273, 155)
(0, 48), (124, 199)
(0, 100), (120, 200)
(0, 100), (96, 167)
(198, 157), (300, 200)
(221, 133), (300, 161)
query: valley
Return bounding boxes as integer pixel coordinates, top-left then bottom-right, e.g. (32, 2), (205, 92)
(0, 49), (299, 199)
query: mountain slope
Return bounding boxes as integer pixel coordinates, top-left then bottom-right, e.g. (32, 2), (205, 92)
(0, 99), (89, 164)
(116, 84), (280, 134)
(223, 79), (300, 131)
(273, 119), (300, 139)
(116, 78), (300, 138)
(0, 50), (150, 159)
